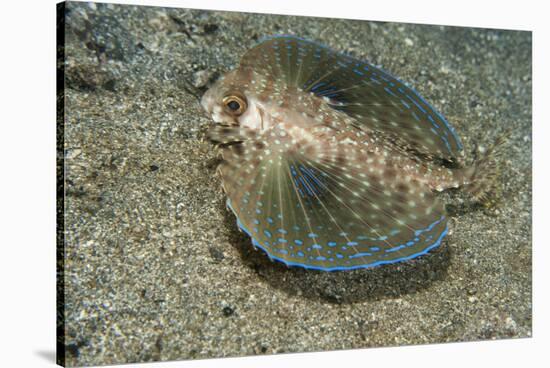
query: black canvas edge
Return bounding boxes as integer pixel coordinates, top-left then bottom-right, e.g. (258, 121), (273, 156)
(56, 2), (66, 366)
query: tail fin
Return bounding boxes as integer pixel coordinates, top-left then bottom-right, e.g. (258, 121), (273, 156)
(463, 130), (511, 205)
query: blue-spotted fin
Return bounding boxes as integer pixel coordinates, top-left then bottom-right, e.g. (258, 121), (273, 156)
(200, 35), (504, 271)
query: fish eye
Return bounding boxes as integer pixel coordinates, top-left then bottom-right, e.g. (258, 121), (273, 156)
(222, 93), (247, 116)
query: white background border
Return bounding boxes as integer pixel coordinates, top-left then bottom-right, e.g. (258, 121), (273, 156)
(0, 0), (546, 367)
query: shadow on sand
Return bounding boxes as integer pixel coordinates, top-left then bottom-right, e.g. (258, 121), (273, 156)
(221, 206), (453, 305)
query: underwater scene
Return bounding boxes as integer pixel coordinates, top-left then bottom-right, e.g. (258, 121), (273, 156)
(59, 2), (531, 366)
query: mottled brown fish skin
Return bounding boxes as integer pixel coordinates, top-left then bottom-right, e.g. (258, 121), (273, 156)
(200, 36), (504, 271)
(204, 66), (468, 195)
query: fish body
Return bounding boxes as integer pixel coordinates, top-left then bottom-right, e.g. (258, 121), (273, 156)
(201, 36), (496, 271)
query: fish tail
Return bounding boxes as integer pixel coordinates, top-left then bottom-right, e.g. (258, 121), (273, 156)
(462, 130), (510, 205)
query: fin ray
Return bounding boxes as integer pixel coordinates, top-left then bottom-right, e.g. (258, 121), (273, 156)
(216, 123), (448, 270)
(240, 35), (463, 161)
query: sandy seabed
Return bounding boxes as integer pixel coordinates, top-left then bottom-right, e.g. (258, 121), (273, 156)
(59, 2), (531, 366)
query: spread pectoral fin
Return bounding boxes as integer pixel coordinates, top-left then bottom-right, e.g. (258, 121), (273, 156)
(240, 35), (463, 162)
(218, 124), (448, 270)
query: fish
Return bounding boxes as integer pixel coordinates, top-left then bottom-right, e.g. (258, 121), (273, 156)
(200, 35), (502, 271)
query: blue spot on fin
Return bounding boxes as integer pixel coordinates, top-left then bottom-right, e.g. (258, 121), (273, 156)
(240, 35), (463, 161)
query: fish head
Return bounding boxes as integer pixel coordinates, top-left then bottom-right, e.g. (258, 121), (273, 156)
(201, 68), (265, 131)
